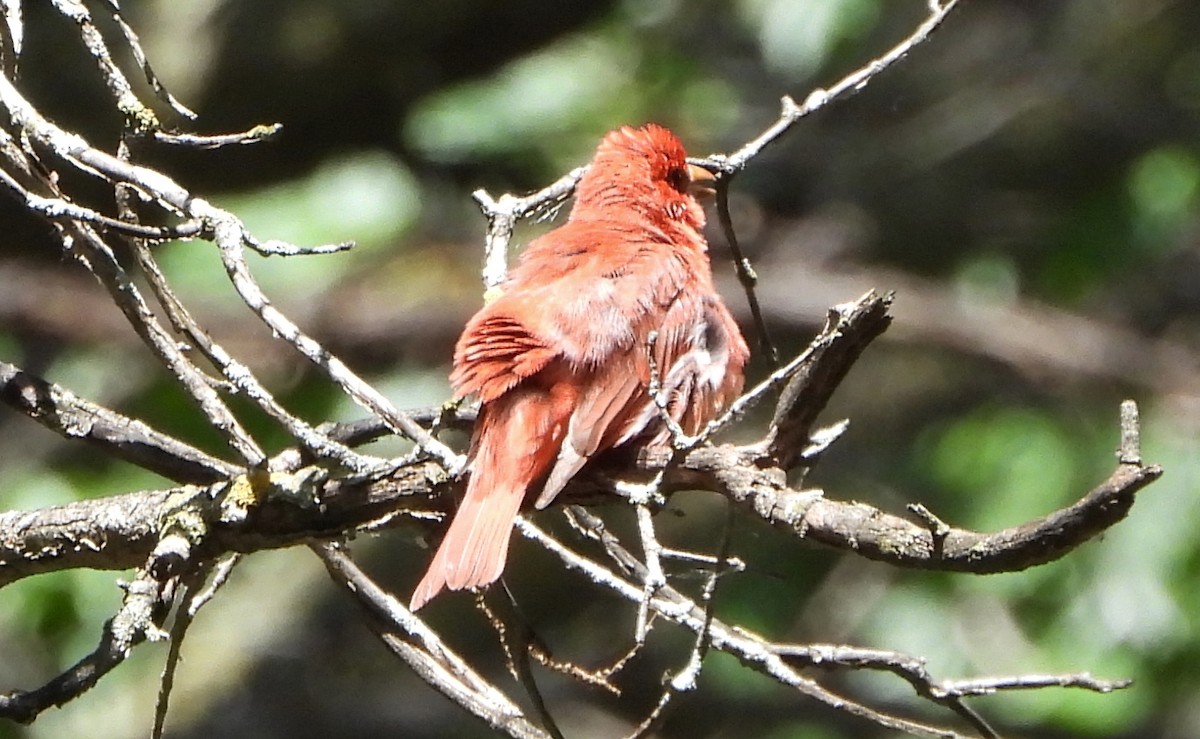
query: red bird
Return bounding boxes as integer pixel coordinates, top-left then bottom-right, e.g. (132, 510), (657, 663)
(410, 124), (749, 610)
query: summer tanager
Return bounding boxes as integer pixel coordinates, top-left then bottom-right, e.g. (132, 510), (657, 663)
(410, 124), (749, 610)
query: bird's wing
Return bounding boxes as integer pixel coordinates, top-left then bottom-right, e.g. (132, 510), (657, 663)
(535, 281), (747, 508)
(450, 311), (557, 402)
(451, 222), (647, 401)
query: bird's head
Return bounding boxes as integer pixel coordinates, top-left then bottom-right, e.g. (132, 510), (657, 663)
(572, 124), (714, 235)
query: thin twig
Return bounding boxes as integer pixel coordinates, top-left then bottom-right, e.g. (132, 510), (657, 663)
(626, 500), (738, 739)
(0, 564), (169, 724)
(0, 72), (452, 469)
(633, 502), (666, 643)
(0, 359), (240, 483)
(708, 0), (962, 173)
(644, 330), (692, 446)
(1, 0), (22, 64)
(517, 517), (969, 738)
(476, 591), (566, 739)
(1117, 399), (1142, 465)
(701, 291), (887, 448)
(714, 181), (777, 367)
(0, 109), (267, 468)
(48, 0), (156, 130)
(203, 213), (462, 472)
(472, 167), (586, 293)
(152, 123), (283, 149)
(151, 559), (234, 739)
(72, 225), (266, 467)
(59, 217), (266, 467)
(98, 0), (197, 120)
(0, 167), (199, 238)
(771, 643), (1130, 735)
(312, 543), (550, 739)
(121, 206), (380, 472)
(934, 672), (1132, 698)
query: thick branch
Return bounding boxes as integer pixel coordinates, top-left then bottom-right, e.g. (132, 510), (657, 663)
(1, 428), (1160, 589)
(766, 292), (893, 468)
(0, 488), (173, 587)
(660, 443), (1162, 574)
(0, 305), (1159, 589)
(0, 457), (450, 589)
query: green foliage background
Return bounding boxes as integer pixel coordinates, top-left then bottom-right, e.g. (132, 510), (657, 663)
(1, 1), (1198, 737)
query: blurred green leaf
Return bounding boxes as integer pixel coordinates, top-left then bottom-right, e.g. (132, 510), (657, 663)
(737, 0), (881, 79)
(404, 31), (641, 164)
(1128, 145), (1200, 248)
(162, 151), (420, 303)
(954, 252), (1021, 305)
(920, 405), (1079, 530)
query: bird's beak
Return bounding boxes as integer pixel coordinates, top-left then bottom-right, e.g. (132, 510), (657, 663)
(687, 164), (718, 199)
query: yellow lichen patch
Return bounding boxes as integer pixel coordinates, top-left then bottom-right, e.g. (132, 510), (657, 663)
(224, 469), (275, 510)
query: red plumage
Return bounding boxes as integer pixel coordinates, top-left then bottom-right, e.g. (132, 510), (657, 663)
(410, 124), (749, 610)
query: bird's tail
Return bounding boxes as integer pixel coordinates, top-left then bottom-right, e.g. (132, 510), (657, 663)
(409, 470), (524, 611)
(409, 390), (566, 610)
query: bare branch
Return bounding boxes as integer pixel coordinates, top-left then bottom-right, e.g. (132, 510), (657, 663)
(1, 0), (22, 63)
(633, 501), (667, 643)
(204, 214), (463, 471)
(764, 290), (893, 468)
(313, 543), (551, 739)
(795, 457), (1161, 575)
(48, 0), (158, 130)
(698, 289), (891, 449)
(152, 556), (242, 739)
(119, 209), (380, 472)
(0, 67), (459, 471)
(0, 108), (266, 467)
(476, 591), (567, 739)
(0, 563), (170, 724)
(1118, 398), (1142, 465)
(98, 0), (197, 120)
(472, 167), (586, 293)
(60, 218), (267, 467)
(0, 360), (239, 484)
(771, 642), (1131, 738)
(713, 181), (778, 366)
(524, 508), (1132, 738)
(933, 672), (1132, 698)
(626, 501), (737, 739)
(2, 393), (1159, 592)
(707, 0), (962, 173)
(152, 123), (283, 149)
(517, 518), (969, 738)
(0, 165), (199, 238)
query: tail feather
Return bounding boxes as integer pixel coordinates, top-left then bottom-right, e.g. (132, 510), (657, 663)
(409, 472), (524, 610)
(410, 388), (569, 611)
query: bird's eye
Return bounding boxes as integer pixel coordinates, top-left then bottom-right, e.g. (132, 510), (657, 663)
(666, 166), (689, 192)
